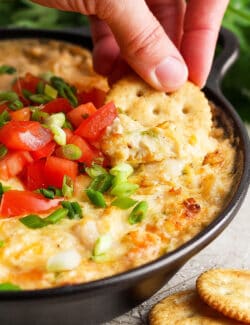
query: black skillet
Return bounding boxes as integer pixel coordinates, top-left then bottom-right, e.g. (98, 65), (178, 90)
(0, 27), (249, 325)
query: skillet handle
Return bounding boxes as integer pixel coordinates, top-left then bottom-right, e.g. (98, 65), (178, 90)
(206, 27), (239, 92)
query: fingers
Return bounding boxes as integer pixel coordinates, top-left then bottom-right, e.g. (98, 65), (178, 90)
(89, 16), (119, 76)
(147, 0), (186, 48)
(181, 0), (229, 87)
(100, 0), (188, 92)
(32, 0), (188, 92)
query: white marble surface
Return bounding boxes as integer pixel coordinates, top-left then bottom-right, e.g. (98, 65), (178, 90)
(107, 187), (250, 325)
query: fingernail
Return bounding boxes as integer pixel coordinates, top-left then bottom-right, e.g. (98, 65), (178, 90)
(154, 57), (188, 91)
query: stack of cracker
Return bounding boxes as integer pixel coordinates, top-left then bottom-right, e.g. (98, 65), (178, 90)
(149, 269), (250, 324)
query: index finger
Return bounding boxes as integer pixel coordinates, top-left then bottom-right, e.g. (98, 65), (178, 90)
(181, 0), (229, 87)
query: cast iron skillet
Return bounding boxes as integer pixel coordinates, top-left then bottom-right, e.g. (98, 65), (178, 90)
(0, 27), (249, 325)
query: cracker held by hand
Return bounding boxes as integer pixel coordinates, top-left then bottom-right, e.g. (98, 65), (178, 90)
(196, 269), (250, 324)
(149, 290), (239, 324)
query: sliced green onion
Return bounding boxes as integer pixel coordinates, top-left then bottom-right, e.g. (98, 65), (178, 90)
(62, 119), (73, 130)
(29, 94), (51, 104)
(50, 76), (78, 107)
(47, 249), (81, 272)
(111, 183), (139, 197)
(88, 174), (113, 193)
(58, 144), (82, 161)
(93, 234), (112, 257)
(111, 197), (137, 209)
(45, 112), (65, 128)
(128, 201), (148, 225)
(62, 175), (74, 198)
(40, 71), (54, 82)
(86, 189), (106, 208)
(0, 183), (10, 197)
(85, 164), (107, 178)
(47, 186), (62, 197)
(0, 110), (10, 127)
(0, 283), (21, 291)
(38, 188), (55, 199)
(44, 84), (58, 99)
(31, 109), (49, 123)
(45, 208), (68, 224)
(0, 91), (19, 102)
(61, 201), (83, 220)
(0, 65), (16, 75)
(0, 145), (8, 159)
(111, 173), (128, 187)
(50, 125), (66, 146)
(36, 81), (45, 94)
(8, 99), (24, 111)
(0, 240), (5, 248)
(22, 89), (33, 99)
(110, 163), (134, 178)
(19, 215), (46, 229)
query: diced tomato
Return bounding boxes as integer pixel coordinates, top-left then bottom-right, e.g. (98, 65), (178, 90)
(43, 98), (72, 114)
(0, 151), (33, 181)
(75, 102), (117, 140)
(77, 88), (106, 108)
(68, 135), (102, 166)
(66, 103), (96, 128)
(25, 159), (47, 191)
(0, 190), (62, 217)
(63, 128), (74, 143)
(9, 107), (31, 121)
(0, 121), (52, 151)
(44, 156), (78, 188)
(12, 73), (41, 97)
(31, 141), (56, 160)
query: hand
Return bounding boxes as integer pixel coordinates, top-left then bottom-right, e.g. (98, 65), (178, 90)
(32, 0), (229, 91)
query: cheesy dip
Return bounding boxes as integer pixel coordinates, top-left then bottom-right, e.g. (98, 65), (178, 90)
(0, 39), (236, 290)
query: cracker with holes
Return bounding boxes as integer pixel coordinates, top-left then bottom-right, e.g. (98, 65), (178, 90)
(102, 75), (216, 166)
(149, 290), (240, 325)
(196, 269), (250, 324)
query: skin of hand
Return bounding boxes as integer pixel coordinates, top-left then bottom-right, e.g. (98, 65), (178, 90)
(32, 0), (229, 92)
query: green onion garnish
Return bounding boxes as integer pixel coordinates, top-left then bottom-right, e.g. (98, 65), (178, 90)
(0, 145), (8, 159)
(31, 108), (49, 123)
(47, 186), (62, 197)
(0, 283), (21, 291)
(20, 208), (69, 229)
(0, 65), (16, 75)
(44, 84), (58, 99)
(61, 201), (83, 220)
(38, 188), (55, 199)
(36, 81), (45, 94)
(0, 91), (19, 102)
(58, 144), (82, 161)
(110, 163), (134, 178)
(88, 174), (113, 193)
(40, 71), (54, 82)
(0, 240), (5, 248)
(86, 189), (106, 208)
(85, 164), (107, 178)
(8, 99), (24, 111)
(93, 234), (112, 257)
(62, 175), (74, 198)
(128, 201), (148, 225)
(0, 110), (10, 127)
(50, 76), (78, 107)
(50, 125), (66, 146)
(62, 119), (73, 130)
(29, 94), (52, 104)
(111, 197), (137, 209)
(45, 113), (66, 128)
(44, 208), (69, 224)
(20, 214), (47, 229)
(22, 89), (33, 99)
(110, 183), (139, 197)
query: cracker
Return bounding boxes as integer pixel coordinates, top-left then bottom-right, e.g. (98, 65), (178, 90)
(196, 269), (250, 324)
(149, 290), (239, 325)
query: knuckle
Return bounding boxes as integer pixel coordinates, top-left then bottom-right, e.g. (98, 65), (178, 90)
(124, 24), (164, 59)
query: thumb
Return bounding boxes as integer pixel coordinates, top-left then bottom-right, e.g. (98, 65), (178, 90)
(32, 0), (188, 91)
